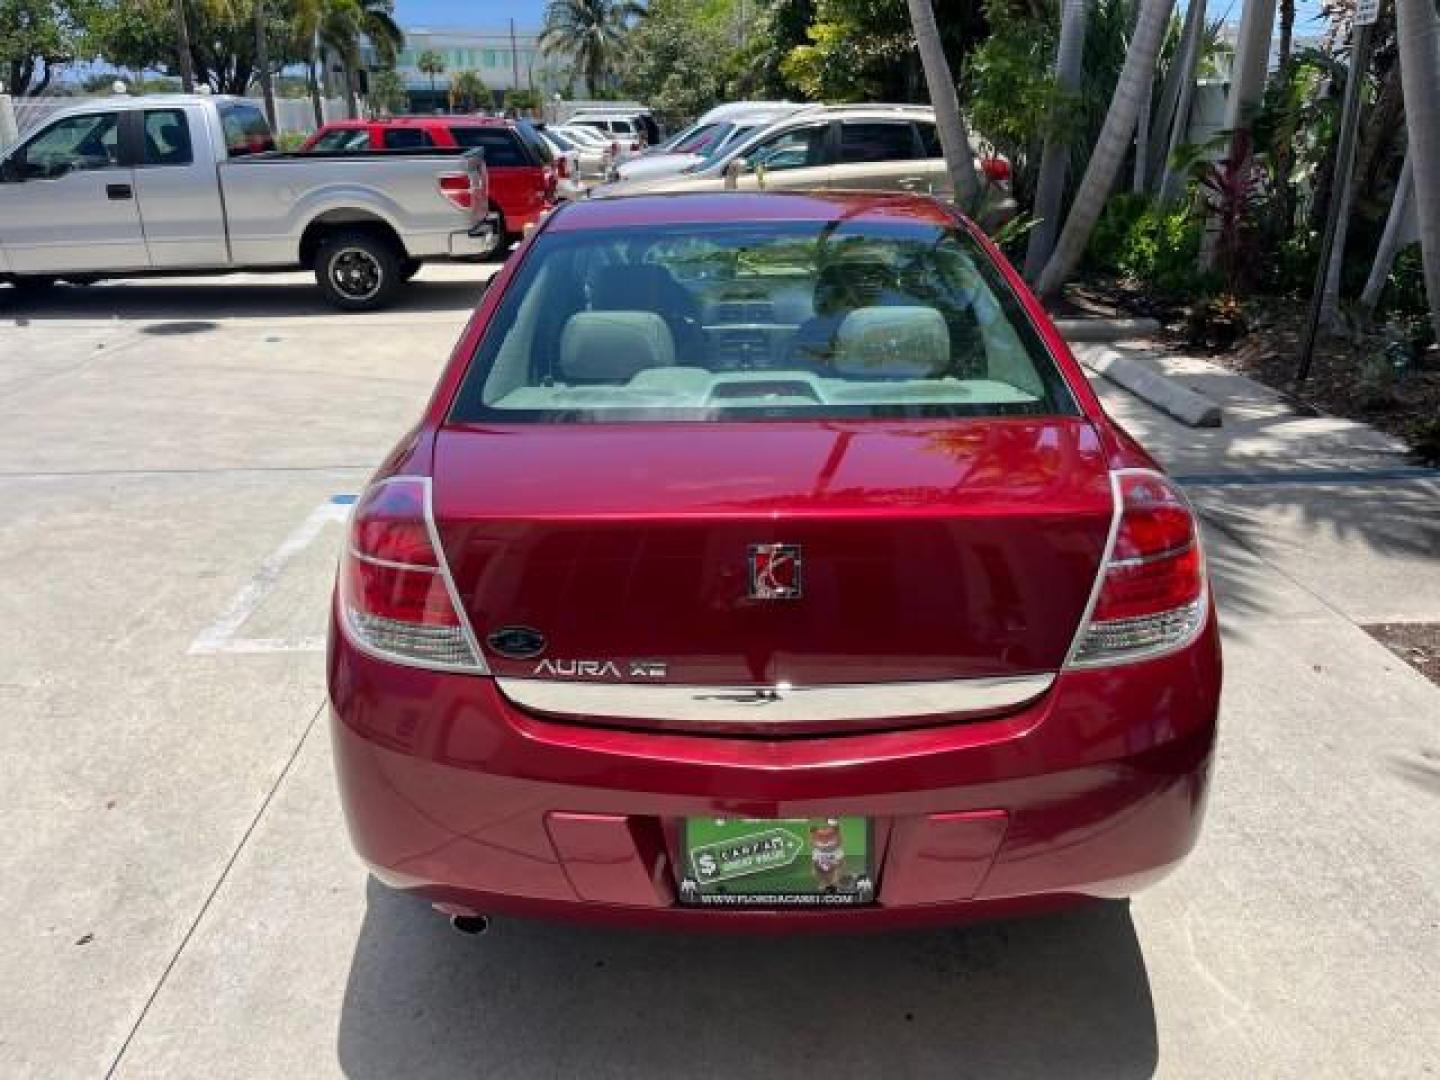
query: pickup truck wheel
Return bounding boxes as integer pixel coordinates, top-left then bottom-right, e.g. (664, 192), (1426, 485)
(399, 258), (422, 282)
(315, 231), (403, 311)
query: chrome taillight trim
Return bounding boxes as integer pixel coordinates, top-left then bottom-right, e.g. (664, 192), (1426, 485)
(1063, 468), (1211, 670)
(334, 475), (490, 676)
(495, 673), (1055, 726)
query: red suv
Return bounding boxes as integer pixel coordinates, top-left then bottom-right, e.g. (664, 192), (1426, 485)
(329, 192), (1220, 932)
(304, 117), (556, 257)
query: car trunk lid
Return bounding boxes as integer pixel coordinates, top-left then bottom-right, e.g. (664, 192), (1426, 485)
(433, 418), (1112, 698)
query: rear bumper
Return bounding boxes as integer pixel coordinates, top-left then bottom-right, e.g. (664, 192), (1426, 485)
(328, 617), (1220, 931)
(446, 214), (501, 258)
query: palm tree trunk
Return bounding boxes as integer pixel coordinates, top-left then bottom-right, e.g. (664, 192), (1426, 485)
(173, 0), (196, 92)
(309, 58), (324, 127)
(905, 0), (982, 212)
(1025, 0), (1089, 281)
(1394, 0), (1440, 343)
(1132, 88), (1151, 192)
(1036, 0), (1176, 298)
(253, 0), (276, 127)
(1155, 0), (1207, 203)
(1360, 151), (1413, 317)
(344, 63), (359, 119)
(1277, 0), (1295, 81)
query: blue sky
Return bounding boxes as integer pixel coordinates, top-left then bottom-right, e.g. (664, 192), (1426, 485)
(393, 0), (1334, 35)
(395, 0), (550, 29)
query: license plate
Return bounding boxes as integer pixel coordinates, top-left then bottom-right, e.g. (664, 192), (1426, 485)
(679, 817), (874, 907)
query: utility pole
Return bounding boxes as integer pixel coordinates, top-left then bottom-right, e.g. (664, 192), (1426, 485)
(510, 19), (520, 100)
(173, 0), (196, 92)
(1295, 2), (1379, 387)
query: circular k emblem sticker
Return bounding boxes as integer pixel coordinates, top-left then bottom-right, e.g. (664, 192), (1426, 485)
(748, 543), (803, 600)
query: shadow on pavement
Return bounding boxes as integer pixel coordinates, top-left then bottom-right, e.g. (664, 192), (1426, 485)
(337, 881), (1157, 1080)
(0, 277), (487, 321)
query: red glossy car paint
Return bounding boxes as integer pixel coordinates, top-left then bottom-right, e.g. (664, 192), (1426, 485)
(303, 117), (556, 236)
(328, 192), (1220, 931)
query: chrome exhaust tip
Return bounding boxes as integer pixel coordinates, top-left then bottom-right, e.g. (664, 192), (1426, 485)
(449, 913), (490, 936)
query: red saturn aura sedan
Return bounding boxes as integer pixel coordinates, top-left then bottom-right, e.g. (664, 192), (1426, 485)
(328, 191), (1220, 932)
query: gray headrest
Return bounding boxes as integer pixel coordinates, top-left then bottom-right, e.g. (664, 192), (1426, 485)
(559, 311), (676, 382)
(833, 306), (951, 378)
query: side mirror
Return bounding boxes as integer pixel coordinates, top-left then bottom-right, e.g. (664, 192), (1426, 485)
(723, 156), (750, 190)
(0, 157), (20, 183)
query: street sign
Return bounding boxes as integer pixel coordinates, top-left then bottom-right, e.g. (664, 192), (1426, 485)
(1355, 0), (1381, 25)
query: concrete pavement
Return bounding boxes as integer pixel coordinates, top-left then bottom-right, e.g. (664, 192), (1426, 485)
(0, 271), (1436, 1078)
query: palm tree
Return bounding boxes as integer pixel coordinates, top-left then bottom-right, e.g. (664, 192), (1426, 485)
(337, 0), (403, 118)
(417, 49), (446, 94)
(538, 0), (641, 96)
(1024, 0), (1089, 280)
(252, 0), (276, 126)
(1394, 0), (1440, 342)
(1036, 0), (1177, 297)
(1360, 151), (1413, 317)
(904, 0), (982, 213)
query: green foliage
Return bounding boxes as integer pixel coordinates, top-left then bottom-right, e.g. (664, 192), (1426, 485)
(505, 87), (541, 113)
(730, 0), (814, 97)
(780, 0), (988, 105)
(368, 67), (408, 116)
(1086, 193), (1217, 298)
(961, 0), (1066, 206)
(620, 0), (730, 123)
(449, 69), (486, 111)
(1377, 245), (1438, 350)
(0, 0), (89, 96)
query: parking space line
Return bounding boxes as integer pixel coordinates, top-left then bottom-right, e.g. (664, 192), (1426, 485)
(104, 700), (327, 1079)
(188, 500), (350, 656)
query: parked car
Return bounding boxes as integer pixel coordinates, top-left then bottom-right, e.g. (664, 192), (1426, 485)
(328, 191), (1220, 931)
(535, 128), (584, 200)
(650, 101), (797, 155)
(567, 105), (660, 146)
(303, 116), (556, 257)
(0, 95), (491, 309)
(551, 125), (612, 182)
(596, 104), (1013, 214)
(611, 110), (802, 184)
(567, 112), (647, 164)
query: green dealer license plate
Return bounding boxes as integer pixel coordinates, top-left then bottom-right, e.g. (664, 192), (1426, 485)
(679, 817), (874, 907)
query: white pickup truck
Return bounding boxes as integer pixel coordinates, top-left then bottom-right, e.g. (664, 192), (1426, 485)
(0, 94), (494, 310)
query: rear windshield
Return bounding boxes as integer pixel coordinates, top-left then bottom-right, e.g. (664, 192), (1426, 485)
(450, 126), (527, 166)
(310, 127), (371, 151)
(217, 101), (275, 156)
(451, 218), (1076, 423)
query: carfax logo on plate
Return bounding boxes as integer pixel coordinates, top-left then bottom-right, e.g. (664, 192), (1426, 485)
(690, 827), (804, 884)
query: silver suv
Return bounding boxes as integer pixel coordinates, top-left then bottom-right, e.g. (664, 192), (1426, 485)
(594, 104), (1002, 201)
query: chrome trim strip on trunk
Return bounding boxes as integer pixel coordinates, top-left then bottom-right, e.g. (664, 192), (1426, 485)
(495, 673), (1055, 726)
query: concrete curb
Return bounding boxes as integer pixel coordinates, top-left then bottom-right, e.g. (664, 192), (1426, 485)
(1054, 317), (1162, 342)
(1073, 344), (1223, 428)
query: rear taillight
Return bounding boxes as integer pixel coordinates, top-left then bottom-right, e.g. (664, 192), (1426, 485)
(1068, 470), (1207, 667)
(338, 477), (484, 672)
(555, 155), (571, 179)
(980, 156), (1012, 185)
(438, 172), (474, 210)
